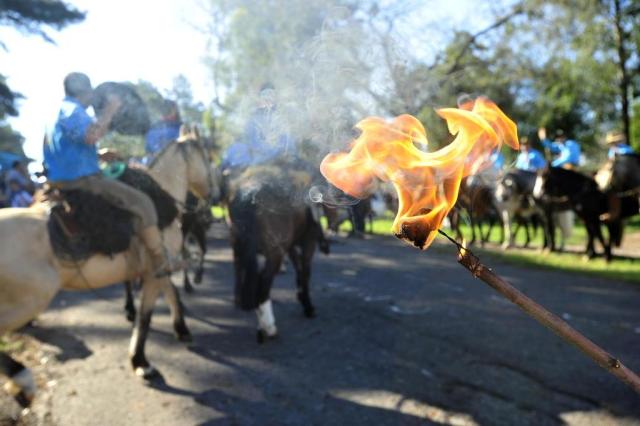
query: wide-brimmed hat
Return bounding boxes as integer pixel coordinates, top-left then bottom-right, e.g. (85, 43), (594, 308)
(605, 130), (625, 144)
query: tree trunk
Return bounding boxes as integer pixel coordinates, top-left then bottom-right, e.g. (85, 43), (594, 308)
(613, 0), (631, 142)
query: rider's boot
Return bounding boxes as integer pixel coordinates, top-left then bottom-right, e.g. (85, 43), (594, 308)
(141, 226), (185, 278)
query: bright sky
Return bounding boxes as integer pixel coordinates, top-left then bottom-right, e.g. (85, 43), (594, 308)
(0, 0), (211, 164)
(1, 0), (497, 167)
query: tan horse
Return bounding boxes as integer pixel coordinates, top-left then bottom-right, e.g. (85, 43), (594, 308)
(0, 135), (219, 407)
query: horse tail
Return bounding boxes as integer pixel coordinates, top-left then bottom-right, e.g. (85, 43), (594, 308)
(229, 196), (260, 310)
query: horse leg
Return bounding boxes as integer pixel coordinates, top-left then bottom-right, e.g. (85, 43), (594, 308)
(605, 222), (616, 262)
(290, 242), (316, 318)
(181, 238), (195, 294)
(299, 241), (316, 318)
(468, 213), (477, 246)
(183, 269), (193, 294)
(500, 209), (512, 250)
(584, 221), (598, 259)
(1, 352), (35, 407)
(160, 278), (191, 342)
(129, 276), (162, 378)
(194, 225), (207, 284)
(544, 209), (556, 252)
(124, 280), (136, 322)
(255, 254), (283, 343)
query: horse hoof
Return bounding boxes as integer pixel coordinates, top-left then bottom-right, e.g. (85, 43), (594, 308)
(256, 329), (278, 344)
(14, 391), (33, 408)
(304, 307), (316, 318)
(134, 366), (158, 380)
(176, 332), (193, 343)
(194, 273), (203, 284)
(125, 312), (136, 323)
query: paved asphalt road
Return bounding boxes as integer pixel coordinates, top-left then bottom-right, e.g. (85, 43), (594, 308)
(2, 222), (640, 425)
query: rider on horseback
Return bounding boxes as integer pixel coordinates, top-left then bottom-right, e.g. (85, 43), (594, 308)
(539, 127), (581, 169)
(605, 130), (635, 159)
(515, 136), (546, 172)
(43, 72), (182, 277)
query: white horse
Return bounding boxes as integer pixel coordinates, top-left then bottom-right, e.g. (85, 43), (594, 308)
(0, 136), (219, 407)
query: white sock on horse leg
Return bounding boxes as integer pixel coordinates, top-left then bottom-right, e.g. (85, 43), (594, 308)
(3, 368), (35, 399)
(256, 299), (277, 336)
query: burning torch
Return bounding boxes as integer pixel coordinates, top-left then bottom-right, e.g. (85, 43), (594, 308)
(319, 97), (640, 393)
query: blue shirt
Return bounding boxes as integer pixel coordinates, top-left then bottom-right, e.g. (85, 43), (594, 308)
(244, 107), (296, 163)
(44, 97), (99, 182)
(221, 107), (297, 171)
(608, 143), (635, 159)
(515, 148), (546, 171)
(542, 139), (581, 167)
(489, 151), (504, 172)
(221, 141), (252, 170)
(144, 121), (181, 155)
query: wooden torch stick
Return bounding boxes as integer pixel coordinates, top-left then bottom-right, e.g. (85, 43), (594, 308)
(437, 230), (640, 394)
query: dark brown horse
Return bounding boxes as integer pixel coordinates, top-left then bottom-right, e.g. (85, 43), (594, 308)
(224, 163), (328, 342)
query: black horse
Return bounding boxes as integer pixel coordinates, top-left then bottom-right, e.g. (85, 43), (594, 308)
(534, 167), (613, 260)
(181, 193), (214, 292)
(225, 163), (329, 342)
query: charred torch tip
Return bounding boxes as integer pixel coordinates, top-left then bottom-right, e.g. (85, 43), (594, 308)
(395, 222), (433, 250)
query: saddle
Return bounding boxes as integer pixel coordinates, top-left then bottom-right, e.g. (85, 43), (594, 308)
(47, 167), (179, 261)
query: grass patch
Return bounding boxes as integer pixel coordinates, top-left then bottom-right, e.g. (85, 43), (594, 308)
(467, 246), (640, 283)
(365, 215), (640, 283)
(0, 335), (24, 352)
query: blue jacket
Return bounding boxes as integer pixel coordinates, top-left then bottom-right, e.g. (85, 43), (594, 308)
(44, 97), (99, 182)
(221, 107), (296, 170)
(145, 121), (181, 155)
(542, 139), (581, 167)
(515, 148), (546, 171)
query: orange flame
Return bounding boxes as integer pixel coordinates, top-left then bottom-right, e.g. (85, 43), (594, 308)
(320, 97), (519, 249)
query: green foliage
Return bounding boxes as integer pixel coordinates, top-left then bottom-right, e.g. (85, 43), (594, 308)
(0, 0), (85, 42)
(202, 0), (379, 161)
(99, 133), (145, 159)
(169, 75), (205, 126)
(0, 122), (25, 155)
(631, 101), (640, 151)
(0, 0), (85, 120)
